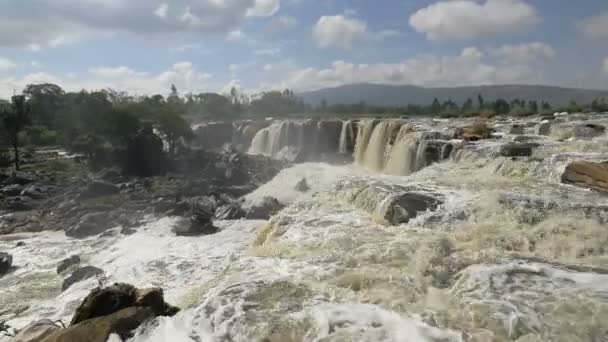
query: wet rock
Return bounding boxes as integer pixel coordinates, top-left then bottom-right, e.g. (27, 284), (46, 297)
(66, 212), (114, 238)
(572, 123), (605, 139)
(1, 184), (24, 196)
(172, 217), (219, 236)
(62, 266), (104, 291)
(80, 181), (120, 199)
(509, 124), (525, 135)
(536, 122), (551, 135)
(0, 252), (12, 276)
(498, 143), (536, 157)
(295, 178), (310, 192)
(562, 161), (608, 192)
(2, 172), (36, 186)
(134, 288), (179, 316)
(98, 168), (123, 183)
(456, 122), (493, 141)
(383, 193), (443, 225)
(71, 283), (137, 325)
(215, 202), (246, 220)
(245, 197), (285, 220)
(12, 319), (60, 342)
(20, 185), (46, 199)
(5, 196), (37, 211)
(15, 241), (26, 247)
(57, 255), (81, 274)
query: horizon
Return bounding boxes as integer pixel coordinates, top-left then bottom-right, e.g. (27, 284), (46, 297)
(1, 0), (608, 98)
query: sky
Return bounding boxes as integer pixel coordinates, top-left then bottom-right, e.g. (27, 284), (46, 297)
(0, 0), (607, 98)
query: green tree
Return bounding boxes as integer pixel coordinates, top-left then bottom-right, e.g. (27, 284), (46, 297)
(157, 112), (193, 155)
(23, 83), (64, 128)
(477, 93), (484, 109)
(493, 99), (511, 115)
(1, 95), (32, 170)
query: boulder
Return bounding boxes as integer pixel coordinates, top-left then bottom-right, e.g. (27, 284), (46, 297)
(71, 283), (138, 325)
(562, 161), (608, 192)
(0, 252), (12, 276)
(12, 319), (60, 342)
(245, 197), (284, 220)
(80, 181), (120, 199)
(536, 122), (551, 135)
(498, 143), (536, 157)
(572, 124), (605, 139)
(57, 255), (81, 274)
(295, 178), (310, 192)
(20, 185), (46, 200)
(382, 193), (443, 225)
(1, 184), (24, 196)
(172, 217), (218, 236)
(509, 124), (525, 135)
(215, 202), (246, 220)
(62, 266), (104, 291)
(66, 212), (113, 238)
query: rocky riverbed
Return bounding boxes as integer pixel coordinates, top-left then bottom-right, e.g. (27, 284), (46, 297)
(2, 113), (608, 341)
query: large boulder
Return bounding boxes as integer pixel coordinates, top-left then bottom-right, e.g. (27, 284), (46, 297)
(62, 266), (104, 291)
(66, 212), (114, 238)
(382, 193), (443, 225)
(498, 143), (536, 157)
(80, 181), (120, 199)
(70, 283), (138, 325)
(12, 319), (61, 342)
(57, 255), (81, 274)
(562, 161), (608, 192)
(0, 252), (13, 276)
(245, 197), (284, 220)
(295, 178), (310, 192)
(173, 197), (218, 236)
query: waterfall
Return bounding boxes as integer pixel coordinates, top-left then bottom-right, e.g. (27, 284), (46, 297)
(339, 120), (357, 154)
(363, 122), (391, 172)
(354, 120), (377, 164)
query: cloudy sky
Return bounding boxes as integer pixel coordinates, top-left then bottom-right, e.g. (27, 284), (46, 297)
(0, 0), (607, 98)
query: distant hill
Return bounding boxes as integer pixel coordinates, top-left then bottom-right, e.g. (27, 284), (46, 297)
(299, 84), (608, 108)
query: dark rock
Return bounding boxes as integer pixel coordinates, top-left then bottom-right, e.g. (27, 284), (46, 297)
(295, 178), (310, 192)
(509, 124), (525, 135)
(98, 168), (123, 183)
(172, 217), (219, 236)
(15, 241), (26, 247)
(62, 266), (104, 291)
(536, 122), (551, 135)
(122, 126), (165, 177)
(215, 202), (246, 220)
(245, 197), (284, 220)
(71, 283), (138, 325)
(66, 212), (113, 238)
(5, 196), (37, 211)
(134, 288), (179, 316)
(80, 181), (120, 199)
(120, 226), (137, 236)
(562, 161), (608, 192)
(57, 255), (81, 274)
(167, 200), (191, 216)
(573, 124), (606, 139)
(498, 143), (536, 157)
(0, 252), (12, 276)
(384, 193), (443, 225)
(1, 184), (24, 196)
(2, 172), (36, 186)
(541, 114), (555, 121)
(12, 319), (61, 342)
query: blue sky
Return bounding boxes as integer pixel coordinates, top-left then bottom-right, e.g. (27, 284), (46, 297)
(0, 0), (607, 98)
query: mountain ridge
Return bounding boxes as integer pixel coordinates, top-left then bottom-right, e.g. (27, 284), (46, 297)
(298, 83), (608, 107)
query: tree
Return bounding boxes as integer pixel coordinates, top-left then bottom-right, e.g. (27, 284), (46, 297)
(1, 95), (31, 171)
(477, 93), (484, 109)
(462, 98), (474, 112)
(23, 83), (64, 128)
(528, 100), (538, 113)
(157, 112), (193, 155)
(430, 98), (441, 113)
(493, 99), (511, 115)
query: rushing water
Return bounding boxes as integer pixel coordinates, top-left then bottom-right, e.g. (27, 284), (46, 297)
(2, 116), (608, 341)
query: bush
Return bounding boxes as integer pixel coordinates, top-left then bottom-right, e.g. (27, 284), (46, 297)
(25, 126), (62, 146)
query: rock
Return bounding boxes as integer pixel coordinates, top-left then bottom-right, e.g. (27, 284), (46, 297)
(71, 283), (138, 325)
(66, 212), (113, 238)
(383, 193), (443, 225)
(0, 252), (12, 276)
(12, 319), (60, 342)
(2, 172), (36, 186)
(98, 168), (123, 183)
(44, 307), (156, 342)
(1, 184), (24, 196)
(5, 196), (37, 211)
(57, 255), (81, 274)
(536, 122), (551, 135)
(62, 266), (104, 291)
(572, 124), (605, 139)
(80, 181), (120, 199)
(498, 143), (536, 157)
(15, 241), (26, 247)
(135, 288), (179, 316)
(245, 197), (284, 220)
(456, 122), (493, 141)
(215, 202), (246, 220)
(172, 217), (218, 236)
(295, 178), (310, 192)
(562, 161), (608, 192)
(509, 124), (525, 135)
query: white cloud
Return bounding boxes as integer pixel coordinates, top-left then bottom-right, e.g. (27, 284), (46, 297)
(579, 13), (608, 40)
(493, 42), (555, 63)
(0, 57), (16, 71)
(313, 15), (368, 49)
(0, 62), (213, 99)
(0, 0), (274, 49)
(263, 64), (273, 71)
(154, 3), (169, 19)
(409, 0), (540, 40)
(226, 29), (246, 42)
(603, 58), (608, 78)
(246, 0), (280, 17)
(270, 47), (542, 91)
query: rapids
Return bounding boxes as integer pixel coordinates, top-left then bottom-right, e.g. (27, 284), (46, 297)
(3, 115), (608, 341)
